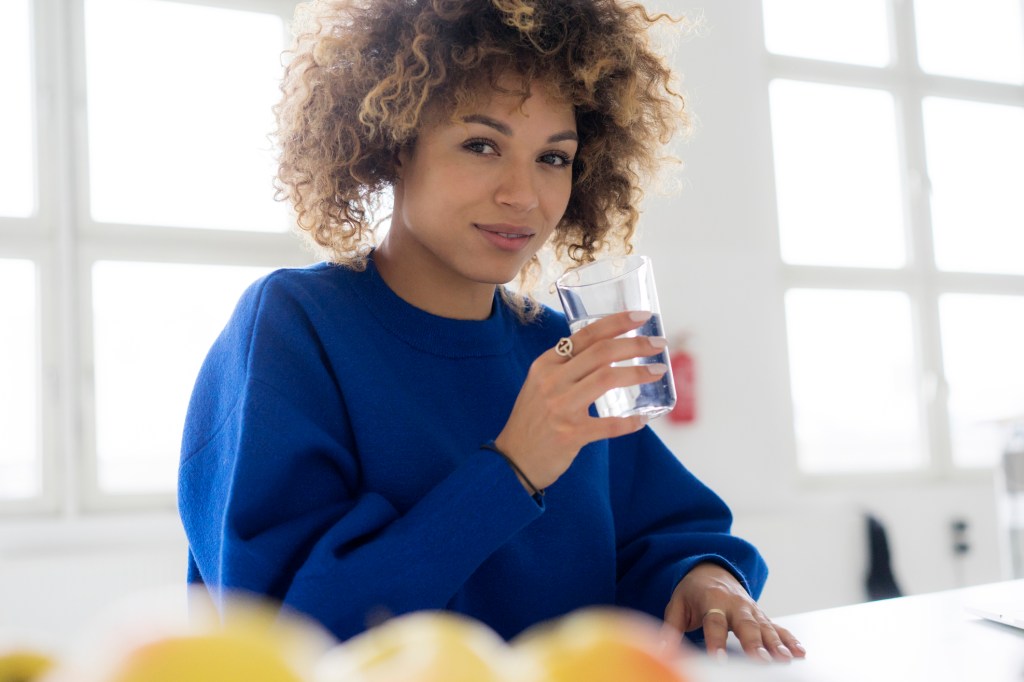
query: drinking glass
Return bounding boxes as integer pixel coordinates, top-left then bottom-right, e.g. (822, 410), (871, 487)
(555, 255), (676, 419)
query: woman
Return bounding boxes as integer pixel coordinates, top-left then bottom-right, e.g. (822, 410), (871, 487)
(179, 0), (804, 663)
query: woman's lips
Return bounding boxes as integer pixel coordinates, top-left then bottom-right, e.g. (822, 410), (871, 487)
(475, 224), (535, 252)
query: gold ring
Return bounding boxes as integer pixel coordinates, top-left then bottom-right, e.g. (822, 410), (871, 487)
(554, 337), (574, 359)
(703, 608), (728, 620)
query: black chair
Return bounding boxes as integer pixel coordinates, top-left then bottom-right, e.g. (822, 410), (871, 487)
(865, 513), (903, 601)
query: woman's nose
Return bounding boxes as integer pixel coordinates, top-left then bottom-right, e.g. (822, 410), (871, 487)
(494, 163), (540, 212)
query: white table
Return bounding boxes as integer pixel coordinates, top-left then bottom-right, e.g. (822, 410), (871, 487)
(762, 580), (1024, 682)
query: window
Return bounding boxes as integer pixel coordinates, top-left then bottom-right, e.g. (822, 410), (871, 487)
(0, 260), (41, 500)
(923, 98), (1024, 275)
(0, 0), (36, 217)
(785, 289), (922, 474)
(941, 295), (1024, 468)
(762, 0), (890, 67)
(765, 0), (1024, 473)
(90, 261), (272, 494)
(0, 0), (309, 512)
(769, 80), (904, 269)
(914, 0), (1024, 84)
(84, 0), (289, 231)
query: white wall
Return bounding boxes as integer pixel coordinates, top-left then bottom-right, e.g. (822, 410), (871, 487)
(0, 516), (188, 653)
(0, 0), (1010, 655)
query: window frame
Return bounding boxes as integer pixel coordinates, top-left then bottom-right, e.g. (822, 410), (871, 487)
(764, 0), (1024, 480)
(0, 0), (311, 515)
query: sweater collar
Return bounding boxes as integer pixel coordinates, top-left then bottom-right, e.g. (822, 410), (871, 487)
(351, 254), (518, 358)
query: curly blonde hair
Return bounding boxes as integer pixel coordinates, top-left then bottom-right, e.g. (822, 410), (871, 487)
(275, 0), (687, 313)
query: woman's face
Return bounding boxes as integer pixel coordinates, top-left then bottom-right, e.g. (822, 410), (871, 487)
(388, 79), (578, 296)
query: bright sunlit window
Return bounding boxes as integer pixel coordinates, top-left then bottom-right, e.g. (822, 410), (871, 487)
(0, 0), (36, 218)
(923, 98), (1024, 276)
(765, 0), (1024, 474)
(914, 0), (1024, 85)
(941, 295), (1024, 468)
(85, 0), (288, 231)
(786, 289), (922, 473)
(91, 261), (271, 494)
(0, 260), (41, 500)
(0, 0), (308, 511)
(770, 80), (904, 268)
(762, 0), (890, 66)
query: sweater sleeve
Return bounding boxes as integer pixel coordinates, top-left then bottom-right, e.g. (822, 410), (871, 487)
(178, 275), (543, 641)
(608, 426), (768, 621)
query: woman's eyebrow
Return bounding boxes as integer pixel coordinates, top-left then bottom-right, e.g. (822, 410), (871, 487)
(462, 114), (579, 144)
(462, 114), (512, 136)
(548, 130), (579, 144)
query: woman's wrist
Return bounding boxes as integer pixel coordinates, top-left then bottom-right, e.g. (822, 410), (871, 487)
(481, 440), (545, 500)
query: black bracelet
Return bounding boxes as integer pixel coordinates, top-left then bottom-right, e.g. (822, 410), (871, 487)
(481, 441), (545, 499)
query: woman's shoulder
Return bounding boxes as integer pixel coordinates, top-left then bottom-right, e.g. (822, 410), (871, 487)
(219, 261), (369, 340)
(212, 261), (375, 373)
(259, 260), (361, 292)
(247, 261), (363, 307)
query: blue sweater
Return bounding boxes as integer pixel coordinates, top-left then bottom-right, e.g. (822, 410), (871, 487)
(178, 258), (767, 641)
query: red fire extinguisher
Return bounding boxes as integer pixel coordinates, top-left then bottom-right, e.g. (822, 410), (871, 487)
(668, 338), (696, 424)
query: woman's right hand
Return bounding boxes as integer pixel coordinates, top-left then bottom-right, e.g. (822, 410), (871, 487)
(493, 310), (668, 491)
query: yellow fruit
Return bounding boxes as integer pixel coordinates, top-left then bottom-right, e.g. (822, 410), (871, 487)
(43, 589), (333, 682)
(106, 633), (303, 682)
(314, 611), (517, 682)
(513, 608), (693, 682)
(0, 649), (56, 682)
(199, 591), (336, 670)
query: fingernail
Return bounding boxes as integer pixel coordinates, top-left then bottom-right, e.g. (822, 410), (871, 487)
(777, 644), (793, 659)
(646, 363), (668, 375)
(757, 647), (773, 663)
(649, 336), (668, 349)
(714, 648), (728, 664)
(791, 641), (806, 655)
(629, 311), (652, 322)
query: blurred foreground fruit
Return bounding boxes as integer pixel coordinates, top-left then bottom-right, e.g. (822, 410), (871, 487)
(314, 611), (519, 682)
(24, 589), (697, 682)
(513, 608), (692, 682)
(40, 588), (333, 682)
(0, 649), (55, 682)
(105, 632), (303, 682)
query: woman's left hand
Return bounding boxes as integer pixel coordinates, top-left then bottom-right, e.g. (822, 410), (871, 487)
(662, 562), (806, 663)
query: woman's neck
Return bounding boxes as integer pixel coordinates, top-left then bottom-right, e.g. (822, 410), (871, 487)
(372, 235), (497, 321)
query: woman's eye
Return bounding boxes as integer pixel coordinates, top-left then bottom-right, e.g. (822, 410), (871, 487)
(540, 152), (573, 168)
(464, 139), (497, 155)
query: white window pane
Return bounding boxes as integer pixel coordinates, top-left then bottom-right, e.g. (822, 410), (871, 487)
(85, 0), (288, 231)
(0, 260), (41, 499)
(924, 98), (1024, 275)
(770, 80), (905, 268)
(762, 0), (890, 66)
(915, 0), (1024, 84)
(786, 289), (922, 473)
(941, 294), (1024, 468)
(0, 0), (36, 218)
(92, 261), (271, 494)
